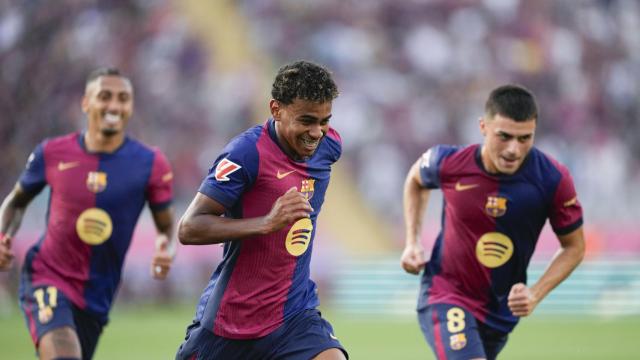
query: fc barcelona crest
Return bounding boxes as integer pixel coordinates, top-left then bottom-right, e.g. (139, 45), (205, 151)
(300, 179), (315, 200)
(485, 195), (507, 217)
(86, 171), (107, 193)
(450, 333), (467, 350)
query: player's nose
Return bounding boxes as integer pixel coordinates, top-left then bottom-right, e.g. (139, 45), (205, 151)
(308, 123), (323, 139)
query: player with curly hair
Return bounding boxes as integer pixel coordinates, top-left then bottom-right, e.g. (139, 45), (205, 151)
(175, 60), (347, 360)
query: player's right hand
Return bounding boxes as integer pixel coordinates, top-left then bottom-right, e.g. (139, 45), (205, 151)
(0, 233), (14, 271)
(263, 187), (313, 233)
(401, 242), (426, 275)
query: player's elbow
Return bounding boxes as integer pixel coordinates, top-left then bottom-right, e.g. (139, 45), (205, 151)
(177, 216), (199, 245)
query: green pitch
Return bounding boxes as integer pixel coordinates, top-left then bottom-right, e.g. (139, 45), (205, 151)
(0, 304), (637, 359)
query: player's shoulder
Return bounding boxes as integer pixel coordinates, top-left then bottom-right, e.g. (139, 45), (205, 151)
(122, 136), (164, 155)
(318, 126), (341, 162)
(227, 124), (264, 150)
(41, 132), (81, 150)
(528, 147), (572, 175)
(423, 143), (476, 164)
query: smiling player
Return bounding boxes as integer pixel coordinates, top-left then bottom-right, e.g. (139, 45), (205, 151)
(175, 60), (348, 360)
(401, 84), (585, 359)
(0, 67), (176, 360)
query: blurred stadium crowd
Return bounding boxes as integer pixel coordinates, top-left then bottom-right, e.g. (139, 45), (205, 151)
(238, 0), (640, 223)
(1, 0), (639, 305)
(2, 0), (639, 223)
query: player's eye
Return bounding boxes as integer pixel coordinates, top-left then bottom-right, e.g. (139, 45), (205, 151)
(498, 133), (512, 141)
(98, 92), (112, 101)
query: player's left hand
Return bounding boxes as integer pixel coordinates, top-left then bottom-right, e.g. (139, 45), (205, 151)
(508, 282), (538, 317)
(151, 233), (175, 280)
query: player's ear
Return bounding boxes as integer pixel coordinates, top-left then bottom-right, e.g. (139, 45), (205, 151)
(269, 99), (281, 121)
(479, 117), (487, 136)
(81, 95), (89, 114)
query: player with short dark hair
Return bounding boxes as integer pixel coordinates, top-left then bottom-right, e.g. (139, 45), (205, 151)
(0, 67), (176, 360)
(401, 84), (585, 359)
(175, 60), (347, 360)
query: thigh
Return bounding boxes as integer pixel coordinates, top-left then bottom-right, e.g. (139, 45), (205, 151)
(38, 326), (82, 360)
(477, 321), (508, 360)
(20, 284), (76, 347)
(72, 305), (104, 360)
(418, 303), (485, 360)
(270, 309), (348, 360)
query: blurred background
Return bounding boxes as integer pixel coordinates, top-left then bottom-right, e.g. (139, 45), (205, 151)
(1, 0), (638, 359)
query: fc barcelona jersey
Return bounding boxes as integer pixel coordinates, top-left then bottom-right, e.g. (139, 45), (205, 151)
(418, 144), (582, 333)
(18, 132), (173, 322)
(195, 119), (341, 339)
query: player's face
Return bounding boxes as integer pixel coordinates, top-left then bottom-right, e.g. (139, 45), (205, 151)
(271, 98), (332, 160)
(82, 75), (133, 137)
(480, 113), (536, 175)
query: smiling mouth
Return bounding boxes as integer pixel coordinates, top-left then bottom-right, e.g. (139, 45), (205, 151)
(300, 138), (319, 150)
(104, 113), (121, 125)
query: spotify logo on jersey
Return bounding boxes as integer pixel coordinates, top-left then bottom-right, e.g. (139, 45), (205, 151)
(75, 208), (113, 245)
(285, 218), (313, 256)
(475, 232), (513, 268)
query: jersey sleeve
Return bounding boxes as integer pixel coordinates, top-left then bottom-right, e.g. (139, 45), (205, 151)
(198, 135), (259, 210)
(549, 165), (583, 235)
(418, 145), (457, 189)
(146, 149), (173, 210)
(18, 142), (47, 194)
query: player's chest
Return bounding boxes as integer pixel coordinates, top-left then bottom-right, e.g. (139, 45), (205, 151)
(442, 175), (548, 222)
(252, 157), (331, 206)
(46, 156), (148, 202)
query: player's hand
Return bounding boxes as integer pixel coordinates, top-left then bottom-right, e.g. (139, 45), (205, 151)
(401, 242), (426, 275)
(0, 233), (14, 271)
(508, 283), (538, 317)
(151, 233), (174, 280)
(262, 187), (313, 233)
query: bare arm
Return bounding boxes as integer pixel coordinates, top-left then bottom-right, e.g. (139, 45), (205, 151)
(508, 226), (585, 316)
(401, 159), (430, 275)
(149, 206), (176, 280)
(178, 187), (312, 245)
(0, 184), (38, 270)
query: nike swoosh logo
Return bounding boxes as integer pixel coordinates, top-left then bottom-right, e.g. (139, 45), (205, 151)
(58, 161), (80, 171)
(276, 170), (295, 179)
(329, 332), (338, 340)
(455, 181), (478, 191)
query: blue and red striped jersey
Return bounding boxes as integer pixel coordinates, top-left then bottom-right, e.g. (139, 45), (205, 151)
(19, 132), (173, 323)
(417, 144), (582, 333)
(194, 119), (341, 339)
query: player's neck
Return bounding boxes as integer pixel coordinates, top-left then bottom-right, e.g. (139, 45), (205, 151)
(480, 145), (498, 174)
(84, 131), (125, 153)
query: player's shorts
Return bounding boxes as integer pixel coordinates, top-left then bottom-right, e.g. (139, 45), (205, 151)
(175, 309), (348, 360)
(418, 303), (508, 360)
(19, 283), (104, 360)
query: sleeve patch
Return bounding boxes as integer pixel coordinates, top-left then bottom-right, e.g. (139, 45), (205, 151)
(215, 158), (242, 182)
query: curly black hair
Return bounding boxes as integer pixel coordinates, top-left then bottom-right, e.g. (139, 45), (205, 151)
(485, 84), (538, 122)
(271, 60), (339, 105)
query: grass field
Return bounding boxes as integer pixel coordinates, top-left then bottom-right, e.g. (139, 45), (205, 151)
(0, 303), (637, 359)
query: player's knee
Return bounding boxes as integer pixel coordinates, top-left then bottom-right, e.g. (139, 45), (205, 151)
(38, 326), (82, 360)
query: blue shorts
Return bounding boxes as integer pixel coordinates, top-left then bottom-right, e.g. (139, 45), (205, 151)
(176, 309), (348, 360)
(19, 283), (103, 360)
(418, 303), (508, 360)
